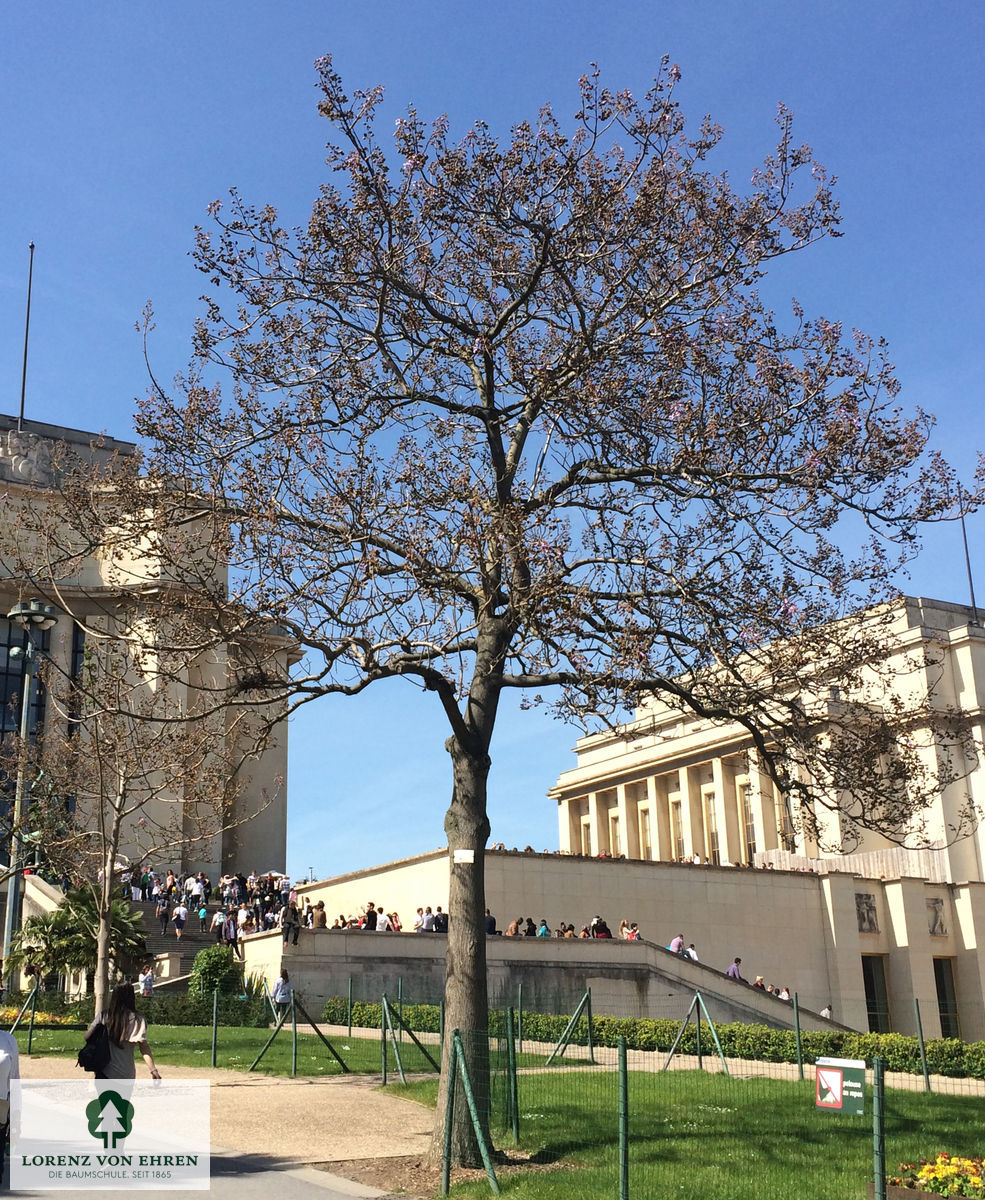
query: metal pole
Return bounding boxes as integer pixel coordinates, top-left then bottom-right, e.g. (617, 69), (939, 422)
(872, 1056), (886, 1200)
(618, 1035), (629, 1200)
(516, 982), (522, 1054)
(587, 987), (595, 1065)
(793, 992), (804, 1081)
(211, 989), (218, 1067)
(913, 998), (931, 1092)
(27, 978), (38, 1054)
(291, 991), (297, 1078)
(381, 1003), (387, 1086)
(398, 975), (403, 1042)
(347, 976), (352, 1038)
(2, 635), (37, 987)
(18, 242), (35, 433)
(695, 1002), (702, 1070)
(440, 1034), (458, 1196)
(506, 1007), (519, 1144)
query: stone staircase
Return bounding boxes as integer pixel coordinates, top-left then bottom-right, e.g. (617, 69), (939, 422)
(131, 899), (223, 984)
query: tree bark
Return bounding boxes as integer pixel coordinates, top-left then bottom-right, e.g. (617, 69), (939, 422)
(425, 735), (491, 1168)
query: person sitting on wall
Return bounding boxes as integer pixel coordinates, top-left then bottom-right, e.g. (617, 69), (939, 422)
(536, 919), (551, 938)
(668, 933), (685, 955)
(523, 917), (537, 937)
(433, 907), (448, 933)
(594, 920), (613, 939)
(726, 957), (746, 983)
(484, 908), (498, 935)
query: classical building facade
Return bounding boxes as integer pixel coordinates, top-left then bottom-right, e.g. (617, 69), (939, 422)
(0, 414), (290, 875)
(550, 596), (985, 883)
(284, 596), (985, 1041)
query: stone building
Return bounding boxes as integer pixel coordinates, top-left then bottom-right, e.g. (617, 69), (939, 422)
(0, 414), (290, 875)
(285, 597), (985, 1040)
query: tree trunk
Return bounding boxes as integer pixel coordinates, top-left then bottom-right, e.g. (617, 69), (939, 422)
(93, 845), (116, 1018)
(426, 735), (492, 1168)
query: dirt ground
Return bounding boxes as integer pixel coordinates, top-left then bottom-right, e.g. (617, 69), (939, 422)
(19, 1054), (439, 1196)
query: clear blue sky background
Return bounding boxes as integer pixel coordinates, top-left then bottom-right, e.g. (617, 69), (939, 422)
(2, 3), (983, 880)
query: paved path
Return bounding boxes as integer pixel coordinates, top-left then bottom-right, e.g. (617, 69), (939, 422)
(11, 1055), (435, 1198)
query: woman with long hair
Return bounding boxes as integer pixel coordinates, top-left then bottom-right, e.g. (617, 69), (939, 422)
(84, 982), (161, 1080)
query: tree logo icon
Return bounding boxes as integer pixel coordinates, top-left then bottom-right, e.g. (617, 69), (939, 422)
(85, 1090), (135, 1149)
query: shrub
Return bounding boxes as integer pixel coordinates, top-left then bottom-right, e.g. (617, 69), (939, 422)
(317, 993), (985, 1080)
(188, 945), (241, 996)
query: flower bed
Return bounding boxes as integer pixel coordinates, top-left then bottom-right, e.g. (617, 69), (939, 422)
(887, 1154), (985, 1196)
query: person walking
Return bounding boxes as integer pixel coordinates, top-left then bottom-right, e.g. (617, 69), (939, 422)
(271, 969), (293, 1014)
(173, 901), (188, 940)
(156, 895), (170, 936)
(83, 982), (160, 1080)
(137, 964), (154, 998)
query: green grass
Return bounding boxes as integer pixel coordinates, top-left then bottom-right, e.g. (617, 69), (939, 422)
(15, 1023), (579, 1079)
(396, 1069), (985, 1199)
(14, 1025), (393, 1076)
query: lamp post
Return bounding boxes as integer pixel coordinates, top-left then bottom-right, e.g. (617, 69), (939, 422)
(2, 598), (58, 986)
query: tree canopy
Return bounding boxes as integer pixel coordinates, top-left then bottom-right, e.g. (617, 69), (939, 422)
(120, 58), (977, 1159)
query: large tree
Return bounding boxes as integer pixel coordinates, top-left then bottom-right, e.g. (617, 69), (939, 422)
(135, 59), (974, 1161)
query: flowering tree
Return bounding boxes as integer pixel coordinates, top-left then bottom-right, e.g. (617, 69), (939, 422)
(134, 59), (974, 1161)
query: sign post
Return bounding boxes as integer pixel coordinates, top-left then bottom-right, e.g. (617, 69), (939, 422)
(815, 1056), (866, 1116)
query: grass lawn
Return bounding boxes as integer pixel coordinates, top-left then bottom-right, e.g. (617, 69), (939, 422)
(395, 1069), (985, 1199)
(13, 1025), (392, 1076)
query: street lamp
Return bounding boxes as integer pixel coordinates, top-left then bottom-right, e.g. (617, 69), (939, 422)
(2, 598), (58, 986)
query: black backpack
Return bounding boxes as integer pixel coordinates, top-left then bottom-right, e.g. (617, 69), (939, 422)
(77, 1022), (111, 1073)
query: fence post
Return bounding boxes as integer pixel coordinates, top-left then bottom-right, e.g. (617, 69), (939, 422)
(381, 1004), (388, 1086)
(586, 987), (595, 1065)
(517, 982), (523, 1054)
(793, 992), (804, 1081)
(27, 981), (38, 1054)
(506, 1007), (519, 1145)
(211, 988), (218, 1068)
(291, 991), (298, 1078)
(872, 1056), (886, 1200)
(913, 998), (931, 1092)
(440, 1034), (459, 1196)
(695, 1003), (702, 1070)
(347, 976), (353, 1038)
(398, 975), (403, 1042)
(618, 1035), (629, 1200)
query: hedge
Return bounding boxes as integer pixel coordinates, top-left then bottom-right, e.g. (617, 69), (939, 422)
(321, 995), (985, 1079)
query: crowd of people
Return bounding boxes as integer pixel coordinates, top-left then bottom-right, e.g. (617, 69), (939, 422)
(123, 868), (829, 1017)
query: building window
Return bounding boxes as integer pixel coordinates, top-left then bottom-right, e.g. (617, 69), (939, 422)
(934, 958), (959, 1039)
(671, 800), (684, 860)
(639, 807), (652, 860)
(609, 813), (620, 856)
(739, 782), (756, 861)
(861, 955), (891, 1032)
(0, 618), (50, 740)
(703, 791), (720, 865)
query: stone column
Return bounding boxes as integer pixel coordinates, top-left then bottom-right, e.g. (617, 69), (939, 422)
(882, 878), (940, 1036)
(951, 881), (985, 1042)
(586, 792), (602, 857)
(818, 872), (868, 1031)
(649, 776), (672, 862)
(712, 757), (742, 866)
(682, 766), (704, 860)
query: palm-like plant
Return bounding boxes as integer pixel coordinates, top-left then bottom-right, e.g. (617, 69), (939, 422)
(7, 887), (147, 986)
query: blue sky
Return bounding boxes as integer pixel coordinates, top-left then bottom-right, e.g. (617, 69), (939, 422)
(2, 3), (983, 880)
